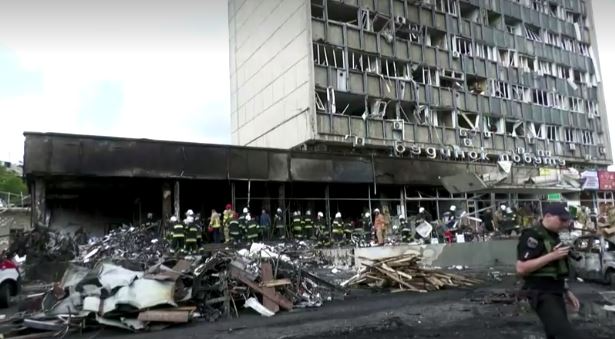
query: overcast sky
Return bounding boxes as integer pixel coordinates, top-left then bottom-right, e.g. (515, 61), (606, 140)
(0, 0), (615, 164)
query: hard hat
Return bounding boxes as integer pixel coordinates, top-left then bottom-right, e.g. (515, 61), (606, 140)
(318, 212), (324, 217)
(186, 209), (195, 216)
(243, 207), (249, 214)
(186, 216), (194, 223)
(506, 207), (513, 213)
(335, 212), (342, 218)
(306, 210), (311, 216)
(374, 208), (380, 213)
(500, 205), (506, 211)
(246, 214), (251, 221)
(147, 213), (153, 218)
(277, 208), (282, 213)
(450, 205), (457, 211)
(399, 215), (406, 220)
(170, 216), (178, 223)
(419, 207), (425, 213)
(226, 204), (232, 210)
(364, 212), (370, 218)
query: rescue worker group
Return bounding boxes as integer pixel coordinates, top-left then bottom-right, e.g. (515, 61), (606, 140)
(168, 204), (399, 254)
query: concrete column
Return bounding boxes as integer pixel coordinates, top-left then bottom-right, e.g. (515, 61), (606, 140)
(31, 178), (47, 228)
(173, 181), (180, 219)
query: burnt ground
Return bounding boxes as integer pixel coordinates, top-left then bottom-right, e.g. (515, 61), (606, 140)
(71, 274), (615, 339)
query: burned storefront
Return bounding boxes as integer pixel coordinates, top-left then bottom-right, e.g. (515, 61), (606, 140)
(24, 132), (587, 235)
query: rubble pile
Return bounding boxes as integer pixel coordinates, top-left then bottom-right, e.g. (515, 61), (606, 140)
(9, 227), (78, 262)
(341, 253), (480, 293)
(1, 243), (342, 337)
(78, 224), (169, 268)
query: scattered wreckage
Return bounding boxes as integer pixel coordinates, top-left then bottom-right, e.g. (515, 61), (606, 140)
(1, 226), (482, 337)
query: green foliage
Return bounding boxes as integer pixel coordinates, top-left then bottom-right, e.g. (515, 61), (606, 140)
(0, 166), (26, 196)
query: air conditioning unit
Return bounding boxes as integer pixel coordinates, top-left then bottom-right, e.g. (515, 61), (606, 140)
(452, 51), (461, 59)
(459, 129), (469, 138)
(584, 154), (593, 161)
(599, 146), (606, 155)
(483, 131), (492, 139)
(395, 16), (407, 25)
(588, 113), (595, 120)
(353, 136), (365, 147)
(393, 120), (404, 131)
(463, 138), (473, 147)
(528, 138), (536, 145)
(568, 143), (576, 151)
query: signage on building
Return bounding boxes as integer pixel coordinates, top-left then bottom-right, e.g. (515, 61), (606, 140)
(598, 171), (615, 191)
(581, 171), (599, 191)
(547, 193), (562, 201)
(393, 144), (566, 167)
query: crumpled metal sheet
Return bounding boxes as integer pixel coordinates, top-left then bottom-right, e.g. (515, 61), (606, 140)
(95, 315), (146, 331)
(60, 264), (90, 289)
(97, 263), (144, 292)
(102, 278), (176, 315)
(244, 297), (275, 317)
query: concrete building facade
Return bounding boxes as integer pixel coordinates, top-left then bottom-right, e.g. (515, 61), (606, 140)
(229, 0), (611, 168)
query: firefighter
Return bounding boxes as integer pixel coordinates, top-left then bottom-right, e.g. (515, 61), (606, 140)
(332, 212), (344, 245)
(374, 209), (386, 246)
(223, 204), (234, 243)
(274, 208), (286, 240)
(228, 214), (242, 243)
(246, 214), (259, 243)
(400, 215), (413, 243)
(209, 209), (222, 243)
(343, 219), (353, 242)
(303, 210), (315, 240)
(416, 207), (432, 224)
(238, 207), (249, 241)
(494, 204), (507, 231)
(170, 216), (185, 253)
(315, 211), (329, 246)
(362, 212), (372, 234)
(185, 216), (199, 253)
(291, 211), (303, 240)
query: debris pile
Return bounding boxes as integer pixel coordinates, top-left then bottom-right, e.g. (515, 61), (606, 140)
(3, 243), (342, 337)
(341, 253), (480, 293)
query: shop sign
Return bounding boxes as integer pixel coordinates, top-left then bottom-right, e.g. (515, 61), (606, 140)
(394, 144), (566, 167)
(547, 193), (562, 201)
(598, 171), (615, 191)
(581, 171), (599, 191)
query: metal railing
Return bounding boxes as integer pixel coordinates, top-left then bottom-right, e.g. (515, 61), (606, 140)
(0, 191), (30, 209)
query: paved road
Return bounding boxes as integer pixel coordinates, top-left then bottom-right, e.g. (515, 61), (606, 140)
(71, 277), (615, 339)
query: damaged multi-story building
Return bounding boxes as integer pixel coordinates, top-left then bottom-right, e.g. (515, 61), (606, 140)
(20, 0), (613, 233)
(228, 0), (611, 212)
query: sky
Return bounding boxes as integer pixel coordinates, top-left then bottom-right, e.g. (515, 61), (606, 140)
(0, 0), (615, 164)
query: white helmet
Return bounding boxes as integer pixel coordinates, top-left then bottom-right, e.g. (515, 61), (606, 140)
(318, 211), (324, 217)
(147, 213), (153, 219)
(364, 212), (370, 218)
(170, 216), (178, 223)
(277, 208), (282, 213)
(335, 212), (342, 218)
(400, 215), (406, 220)
(450, 205), (457, 211)
(243, 207), (249, 214)
(246, 214), (251, 221)
(419, 207), (425, 213)
(306, 210), (311, 216)
(506, 207), (513, 213)
(186, 209), (194, 216)
(374, 208), (380, 214)
(500, 205), (506, 211)
(186, 216), (194, 224)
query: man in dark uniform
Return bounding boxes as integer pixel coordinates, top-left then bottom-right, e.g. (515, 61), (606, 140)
(516, 203), (582, 339)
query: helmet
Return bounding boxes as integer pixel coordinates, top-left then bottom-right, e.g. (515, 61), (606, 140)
(419, 207), (425, 213)
(399, 215), (406, 220)
(364, 212), (370, 218)
(277, 208), (282, 213)
(146, 213), (153, 219)
(500, 205), (506, 211)
(246, 214), (251, 221)
(450, 205), (457, 211)
(506, 207), (513, 213)
(226, 204), (232, 210)
(317, 212), (324, 217)
(306, 210), (311, 216)
(170, 216), (178, 223)
(374, 208), (380, 214)
(186, 216), (194, 224)
(243, 207), (249, 214)
(186, 209), (195, 216)
(335, 212), (342, 218)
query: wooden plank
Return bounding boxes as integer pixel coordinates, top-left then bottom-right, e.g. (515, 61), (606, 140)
(231, 267), (293, 311)
(261, 262), (280, 314)
(260, 279), (292, 288)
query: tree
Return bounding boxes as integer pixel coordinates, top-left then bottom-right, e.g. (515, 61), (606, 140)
(0, 166), (27, 196)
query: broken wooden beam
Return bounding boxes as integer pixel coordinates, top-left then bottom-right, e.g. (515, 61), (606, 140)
(230, 267), (293, 311)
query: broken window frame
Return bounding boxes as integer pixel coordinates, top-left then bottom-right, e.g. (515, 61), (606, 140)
(313, 43), (346, 69)
(505, 120), (525, 138)
(532, 89), (551, 107)
(568, 97), (585, 113)
(453, 36), (473, 57)
(432, 109), (456, 128)
(581, 130), (595, 145)
(587, 101), (599, 117)
(511, 84), (530, 103)
(563, 128), (577, 143)
(457, 111), (480, 130)
(484, 116), (504, 134)
(545, 125), (560, 141)
(434, 0), (459, 17)
(490, 79), (511, 100)
(519, 55), (536, 73)
(499, 49), (518, 68)
(524, 24), (542, 42)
